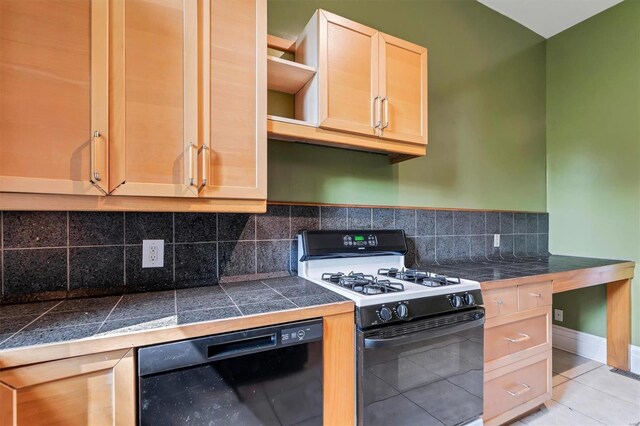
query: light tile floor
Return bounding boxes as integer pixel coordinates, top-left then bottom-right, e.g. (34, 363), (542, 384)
(509, 348), (640, 426)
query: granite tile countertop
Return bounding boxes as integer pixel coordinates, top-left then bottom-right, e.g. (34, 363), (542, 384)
(424, 255), (631, 283)
(0, 277), (346, 351)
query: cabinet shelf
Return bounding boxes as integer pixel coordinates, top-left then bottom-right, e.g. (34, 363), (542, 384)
(267, 55), (316, 94)
(267, 117), (424, 163)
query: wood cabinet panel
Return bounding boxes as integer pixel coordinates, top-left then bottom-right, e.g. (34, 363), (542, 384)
(484, 351), (551, 425)
(198, 0), (266, 200)
(0, 349), (134, 426)
(378, 33), (427, 145)
(109, 0), (198, 197)
(0, 0), (108, 195)
(518, 281), (552, 311)
(483, 286), (518, 318)
(485, 308), (550, 364)
(318, 10), (378, 137)
(323, 311), (355, 426)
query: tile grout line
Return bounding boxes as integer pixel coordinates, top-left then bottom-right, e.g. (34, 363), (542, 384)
(261, 280), (300, 308)
(288, 206), (293, 273)
(123, 212), (127, 290)
(66, 212), (70, 292)
(1, 211), (3, 298)
(253, 214), (257, 275)
(217, 283), (243, 316)
(96, 294), (125, 332)
(216, 213), (220, 282)
(172, 212), (176, 284)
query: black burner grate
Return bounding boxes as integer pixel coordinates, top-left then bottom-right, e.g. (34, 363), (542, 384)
(378, 267), (461, 287)
(322, 272), (404, 295)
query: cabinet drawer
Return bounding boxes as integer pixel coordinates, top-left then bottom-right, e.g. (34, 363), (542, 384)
(518, 281), (552, 311)
(483, 287), (518, 318)
(484, 353), (551, 421)
(485, 308), (550, 364)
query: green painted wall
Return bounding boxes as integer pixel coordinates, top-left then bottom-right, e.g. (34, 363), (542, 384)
(267, 0), (547, 211)
(546, 1), (640, 346)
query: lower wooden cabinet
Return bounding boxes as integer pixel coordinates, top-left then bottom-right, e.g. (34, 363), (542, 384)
(482, 281), (553, 425)
(484, 351), (552, 425)
(0, 349), (135, 426)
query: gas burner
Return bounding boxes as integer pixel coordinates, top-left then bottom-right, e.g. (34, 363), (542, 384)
(379, 268), (461, 287)
(377, 267), (399, 277)
(322, 271), (404, 295)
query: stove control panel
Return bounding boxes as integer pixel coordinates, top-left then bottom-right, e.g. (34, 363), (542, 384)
(343, 234), (377, 247)
(356, 289), (484, 329)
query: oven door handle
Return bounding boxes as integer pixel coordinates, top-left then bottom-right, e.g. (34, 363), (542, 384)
(363, 317), (485, 349)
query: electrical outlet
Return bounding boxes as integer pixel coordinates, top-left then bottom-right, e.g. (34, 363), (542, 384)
(493, 234), (500, 248)
(142, 240), (164, 268)
(554, 309), (563, 322)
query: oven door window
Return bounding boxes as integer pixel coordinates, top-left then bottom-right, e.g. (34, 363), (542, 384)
(361, 317), (483, 426)
(140, 342), (323, 426)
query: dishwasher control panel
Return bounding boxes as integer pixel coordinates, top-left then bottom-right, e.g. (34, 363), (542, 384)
(280, 321), (323, 346)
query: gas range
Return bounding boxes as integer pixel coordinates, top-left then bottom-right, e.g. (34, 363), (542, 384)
(298, 229), (485, 426)
(297, 229), (483, 328)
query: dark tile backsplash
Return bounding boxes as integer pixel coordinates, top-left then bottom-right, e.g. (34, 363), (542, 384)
(0, 206), (549, 303)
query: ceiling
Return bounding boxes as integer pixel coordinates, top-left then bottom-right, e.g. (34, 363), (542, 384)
(477, 0), (624, 38)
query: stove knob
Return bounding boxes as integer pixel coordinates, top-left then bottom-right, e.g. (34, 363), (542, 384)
(379, 307), (393, 322)
(396, 303), (409, 319)
(449, 295), (463, 308)
(463, 293), (475, 306)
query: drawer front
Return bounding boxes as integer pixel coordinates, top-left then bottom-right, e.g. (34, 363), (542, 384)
(483, 287), (518, 318)
(485, 310), (550, 363)
(518, 281), (552, 311)
(484, 355), (550, 421)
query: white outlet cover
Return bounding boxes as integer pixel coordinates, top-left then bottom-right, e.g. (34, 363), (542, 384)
(493, 234), (500, 248)
(142, 240), (164, 268)
(554, 309), (564, 322)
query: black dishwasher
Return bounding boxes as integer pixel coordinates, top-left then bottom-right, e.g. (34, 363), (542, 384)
(138, 319), (323, 426)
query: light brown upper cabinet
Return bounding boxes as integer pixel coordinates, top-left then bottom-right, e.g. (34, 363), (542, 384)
(108, 0), (199, 198)
(378, 32), (428, 145)
(1, 0), (267, 211)
(198, 0), (267, 201)
(267, 9), (428, 161)
(316, 11), (379, 137)
(0, 0), (109, 195)
(311, 10), (427, 145)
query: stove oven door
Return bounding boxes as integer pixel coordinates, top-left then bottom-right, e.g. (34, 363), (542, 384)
(357, 308), (485, 426)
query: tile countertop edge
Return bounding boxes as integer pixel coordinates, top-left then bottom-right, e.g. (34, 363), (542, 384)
(0, 300), (355, 369)
(479, 260), (635, 291)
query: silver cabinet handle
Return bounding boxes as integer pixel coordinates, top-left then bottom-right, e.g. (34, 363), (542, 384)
(91, 131), (101, 181)
(373, 96), (381, 129)
(506, 383), (531, 396)
(198, 145), (208, 190)
(529, 292), (542, 297)
(505, 333), (530, 343)
(381, 97), (389, 130)
(188, 142), (197, 186)
(494, 300), (504, 305)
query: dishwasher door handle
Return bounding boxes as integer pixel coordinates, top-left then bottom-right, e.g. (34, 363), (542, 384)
(363, 317), (485, 349)
(207, 333), (276, 360)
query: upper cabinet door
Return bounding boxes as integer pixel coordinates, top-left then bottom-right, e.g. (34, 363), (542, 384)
(198, 0), (267, 200)
(0, 0), (109, 195)
(109, 0), (198, 197)
(378, 33), (428, 146)
(317, 10), (379, 137)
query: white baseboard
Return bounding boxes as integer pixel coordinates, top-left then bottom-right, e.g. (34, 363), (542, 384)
(632, 345), (640, 375)
(552, 325), (640, 374)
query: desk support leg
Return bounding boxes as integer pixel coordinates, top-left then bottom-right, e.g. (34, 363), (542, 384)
(606, 278), (631, 370)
